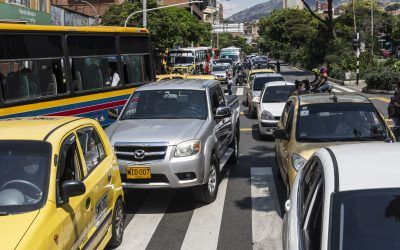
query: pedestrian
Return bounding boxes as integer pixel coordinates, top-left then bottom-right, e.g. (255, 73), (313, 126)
(276, 60), (281, 73)
(388, 82), (400, 139)
(227, 76), (234, 95)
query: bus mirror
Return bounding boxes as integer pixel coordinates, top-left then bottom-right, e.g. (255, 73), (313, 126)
(108, 109), (119, 120)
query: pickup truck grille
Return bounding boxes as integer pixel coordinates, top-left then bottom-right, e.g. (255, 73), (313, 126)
(114, 143), (168, 162)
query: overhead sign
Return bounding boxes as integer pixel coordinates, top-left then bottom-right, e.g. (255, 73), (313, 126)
(0, 3), (51, 24)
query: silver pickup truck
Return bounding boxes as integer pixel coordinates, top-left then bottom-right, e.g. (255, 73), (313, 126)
(106, 79), (240, 203)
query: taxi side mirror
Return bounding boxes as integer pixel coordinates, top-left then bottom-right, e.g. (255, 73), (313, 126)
(274, 129), (290, 140)
(61, 180), (86, 204)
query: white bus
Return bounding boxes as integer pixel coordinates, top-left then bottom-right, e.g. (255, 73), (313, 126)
(220, 46), (242, 64)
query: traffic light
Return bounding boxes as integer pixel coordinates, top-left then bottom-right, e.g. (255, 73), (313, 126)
(200, 0), (208, 10)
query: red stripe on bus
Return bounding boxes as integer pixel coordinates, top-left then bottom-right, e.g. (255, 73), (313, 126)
(48, 100), (127, 116)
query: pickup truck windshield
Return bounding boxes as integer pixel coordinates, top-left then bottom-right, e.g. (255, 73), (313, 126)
(296, 103), (389, 142)
(253, 77), (285, 91)
(122, 89), (208, 120)
(0, 141), (51, 215)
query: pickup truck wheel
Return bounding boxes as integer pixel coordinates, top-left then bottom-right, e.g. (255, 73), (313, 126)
(193, 155), (219, 204)
(108, 198), (125, 248)
(228, 134), (239, 165)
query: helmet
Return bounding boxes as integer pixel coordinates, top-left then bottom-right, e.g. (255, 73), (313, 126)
(320, 67), (328, 74)
(312, 68), (320, 75)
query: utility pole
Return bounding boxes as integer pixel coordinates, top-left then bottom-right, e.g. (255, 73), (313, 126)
(371, 0), (374, 55)
(191, 0), (194, 15)
(356, 32), (360, 86)
(143, 0), (147, 28)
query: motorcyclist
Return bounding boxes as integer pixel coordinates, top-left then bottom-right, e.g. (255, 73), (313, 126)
(317, 67), (332, 92)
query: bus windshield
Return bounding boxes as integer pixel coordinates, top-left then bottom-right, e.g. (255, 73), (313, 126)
(168, 52), (195, 65)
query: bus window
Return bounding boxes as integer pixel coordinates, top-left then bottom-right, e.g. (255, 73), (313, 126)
(0, 33), (67, 102)
(121, 55), (150, 86)
(67, 35), (120, 91)
(0, 59), (67, 102)
(119, 36), (151, 86)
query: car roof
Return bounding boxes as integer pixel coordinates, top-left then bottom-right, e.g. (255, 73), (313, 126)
(139, 79), (216, 91)
(296, 93), (370, 105)
(264, 81), (295, 87)
(254, 73), (283, 78)
(0, 116), (87, 141)
(326, 143), (400, 191)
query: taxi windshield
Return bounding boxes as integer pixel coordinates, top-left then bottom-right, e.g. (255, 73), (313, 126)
(296, 103), (389, 142)
(0, 141), (51, 215)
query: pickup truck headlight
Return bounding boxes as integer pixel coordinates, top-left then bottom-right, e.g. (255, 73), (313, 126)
(175, 140), (201, 157)
(291, 153), (307, 171)
(261, 110), (274, 120)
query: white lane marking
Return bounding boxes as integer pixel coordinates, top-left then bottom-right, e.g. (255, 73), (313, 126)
(236, 87), (244, 95)
(117, 191), (174, 250)
(251, 167), (282, 250)
(333, 84), (356, 93)
(332, 88), (342, 93)
(181, 172), (230, 250)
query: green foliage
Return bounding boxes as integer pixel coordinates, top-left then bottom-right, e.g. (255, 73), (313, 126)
(365, 67), (400, 90)
(215, 33), (255, 54)
(102, 1), (211, 51)
(258, 9), (326, 68)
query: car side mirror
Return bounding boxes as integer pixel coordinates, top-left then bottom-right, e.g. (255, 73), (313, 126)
(274, 129), (290, 140)
(61, 180), (86, 204)
(252, 96), (260, 104)
(108, 108), (119, 120)
(215, 106), (231, 119)
(285, 200), (291, 212)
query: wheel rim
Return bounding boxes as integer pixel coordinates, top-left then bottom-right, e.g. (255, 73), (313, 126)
(115, 203), (124, 239)
(208, 163), (217, 194)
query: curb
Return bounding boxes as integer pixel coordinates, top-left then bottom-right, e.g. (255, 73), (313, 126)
(361, 87), (395, 95)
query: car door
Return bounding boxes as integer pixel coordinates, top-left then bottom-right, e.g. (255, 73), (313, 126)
(56, 133), (95, 249)
(76, 125), (114, 248)
(299, 159), (324, 250)
(210, 86), (231, 159)
(277, 101), (294, 179)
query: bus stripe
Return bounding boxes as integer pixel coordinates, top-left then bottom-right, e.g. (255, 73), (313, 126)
(48, 100), (127, 116)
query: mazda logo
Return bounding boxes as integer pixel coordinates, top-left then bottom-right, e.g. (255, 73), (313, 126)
(133, 149), (146, 159)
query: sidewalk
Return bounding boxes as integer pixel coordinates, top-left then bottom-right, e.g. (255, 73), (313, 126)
(340, 80), (367, 92)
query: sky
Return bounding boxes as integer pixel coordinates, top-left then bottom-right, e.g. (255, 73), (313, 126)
(222, 0), (267, 17)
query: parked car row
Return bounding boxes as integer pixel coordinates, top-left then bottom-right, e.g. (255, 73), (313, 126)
(242, 61), (399, 250)
(0, 78), (240, 249)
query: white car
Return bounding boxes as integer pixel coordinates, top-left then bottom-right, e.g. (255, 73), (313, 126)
(254, 81), (295, 137)
(283, 142), (400, 250)
(211, 63), (231, 82)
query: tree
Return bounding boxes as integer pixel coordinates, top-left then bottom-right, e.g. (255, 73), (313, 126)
(101, 1), (212, 51)
(214, 33), (254, 54)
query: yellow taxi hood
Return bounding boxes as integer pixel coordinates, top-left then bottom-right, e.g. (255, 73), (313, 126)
(0, 210), (39, 249)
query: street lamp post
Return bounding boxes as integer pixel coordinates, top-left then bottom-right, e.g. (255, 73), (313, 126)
(124, 1), (202, 27)
(73, 0), (99, 25)
(143, 0), (147, 28)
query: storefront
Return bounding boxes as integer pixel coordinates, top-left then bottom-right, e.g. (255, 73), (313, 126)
(0, 0), (51, 25)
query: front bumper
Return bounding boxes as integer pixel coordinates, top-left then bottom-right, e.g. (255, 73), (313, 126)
(117, 146), (205, 189)
(258, 119), (278, 135)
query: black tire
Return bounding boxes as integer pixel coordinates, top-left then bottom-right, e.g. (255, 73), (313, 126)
(251, 107), (257, 119)
(107, 198), (125, 248)
(193, 155), (219, 204)
(228, 133), (239, 165)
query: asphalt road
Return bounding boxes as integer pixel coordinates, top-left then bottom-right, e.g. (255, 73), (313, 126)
(113, 64), (391, 250)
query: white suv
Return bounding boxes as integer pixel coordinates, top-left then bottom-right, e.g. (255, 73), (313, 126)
(283, 142), (400, 250)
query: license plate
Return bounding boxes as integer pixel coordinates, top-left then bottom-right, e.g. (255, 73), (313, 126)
(126, 166), (151, 179)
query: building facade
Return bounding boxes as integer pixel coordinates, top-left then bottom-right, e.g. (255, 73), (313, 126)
(283, 0), (303, 9)
(52, 0), (121, 18)
(0, 0), (51, 24)
(157, 0), (204, 20)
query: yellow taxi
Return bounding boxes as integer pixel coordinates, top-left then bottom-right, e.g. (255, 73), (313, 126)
(156, 74), (216, 81)
(246, 68), (275, 86)
(0, 117), (124, 249)
(274, 94), (395, 195)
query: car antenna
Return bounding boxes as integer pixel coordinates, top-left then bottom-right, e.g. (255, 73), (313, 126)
(330, 92), (338, 103)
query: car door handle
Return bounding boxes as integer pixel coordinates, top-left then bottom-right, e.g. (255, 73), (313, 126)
(85, 198), (91, 211)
